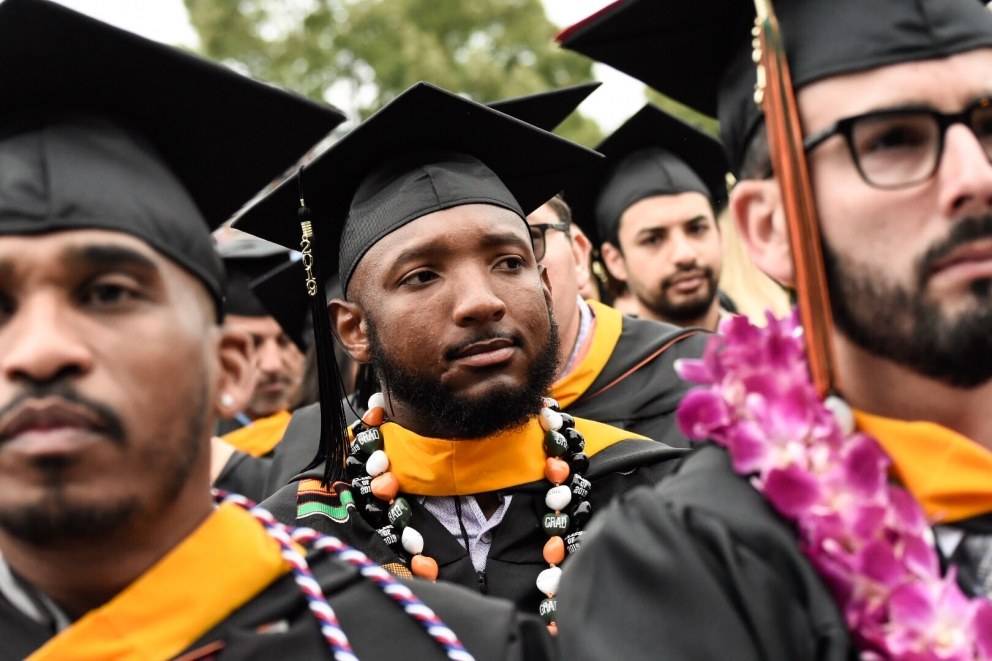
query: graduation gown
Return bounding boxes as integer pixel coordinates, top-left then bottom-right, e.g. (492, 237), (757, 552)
(0, 504), (552, 661)
(553, 300), (707, 448)
(261, 417), (687, 615)
(213, 411), (293, 502)
(262, 301), (705, 497)
(557, 414), (992, 660)
(556, 444), (855, 660)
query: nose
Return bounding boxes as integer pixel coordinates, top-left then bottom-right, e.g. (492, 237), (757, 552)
(937, 123), (992, 219)
(670, 230), (699, 268)
(255, 338), (283, 374)
(1, 294), (94, 384)
(451, 270), (507, 326)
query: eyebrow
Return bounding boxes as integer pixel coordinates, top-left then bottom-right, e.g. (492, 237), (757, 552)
(393, 231), (534, 266)
(63, 243), (160, 274)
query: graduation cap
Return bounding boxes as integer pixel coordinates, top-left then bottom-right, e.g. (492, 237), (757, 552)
(558, 0), (992, 175)
(487, 82), (601, 132)
(563, 104), (730, 247)
(233, 81), (602, 483)
(0, 0), (345, 314)
(249, 259), (313, 354)
(561, 0), (992, 395)
(217, 237), (293, 318)
(234, 81), (603, 292)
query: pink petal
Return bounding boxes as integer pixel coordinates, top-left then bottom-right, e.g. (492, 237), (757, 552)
(858, 540), (903, 587)
(725, 422), (770, 474)
(888, 582), (935, 629)
(674, 357), (712, 384)
(763, 465), (821, 518)
(842, 435), (889, 498)
(676, 389), (730, 440)
(974, 600), (992, 657)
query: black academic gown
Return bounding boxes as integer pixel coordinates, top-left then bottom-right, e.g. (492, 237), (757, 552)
(262, 439), (686, 615)
(561, 313), (707, 448)
(261, 308), (705, 499)
(214, 450), (272, 503)
(556, 443), (858, 660)
(0, 545), (553, 661)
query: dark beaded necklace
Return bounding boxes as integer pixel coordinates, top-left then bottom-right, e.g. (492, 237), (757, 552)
(344, 394), (593, 634)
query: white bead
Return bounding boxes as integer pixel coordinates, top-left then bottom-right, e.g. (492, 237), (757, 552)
(545, 485), (572, 511)
(401, 526), (424, 555)
(367, 392), (385, 411)
(824, 395), (855, 435)
(539, 408), (563, 432)
(366, 449), (389, 476)
(536, 566), (562, 596)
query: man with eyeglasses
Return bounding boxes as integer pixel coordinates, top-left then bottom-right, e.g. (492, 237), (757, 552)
(528, 194), (709, 447)
(554, 0), (992, 658)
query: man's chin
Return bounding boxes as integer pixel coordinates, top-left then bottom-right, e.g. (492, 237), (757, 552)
(0, 494), (137, 546)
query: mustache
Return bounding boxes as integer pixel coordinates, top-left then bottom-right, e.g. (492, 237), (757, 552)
(0, 384), (126, 446)
(917, 214), (992, 288)
(444, 329), (522, 362)
(662, 265), (714, 289)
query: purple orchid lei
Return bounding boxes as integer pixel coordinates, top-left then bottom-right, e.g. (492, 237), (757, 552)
(675, 311), (992, 659)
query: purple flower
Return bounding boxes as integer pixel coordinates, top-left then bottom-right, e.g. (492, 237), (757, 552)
(676, 389), (731, 440)
(674, 309), (991, 660)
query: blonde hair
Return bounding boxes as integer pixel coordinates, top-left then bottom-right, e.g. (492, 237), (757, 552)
(717, 209), (791, 324)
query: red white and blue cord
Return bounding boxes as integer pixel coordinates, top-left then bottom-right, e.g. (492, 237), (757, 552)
(216, 490), (475, 661)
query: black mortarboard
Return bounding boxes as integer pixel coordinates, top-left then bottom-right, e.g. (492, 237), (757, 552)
(249, 259), (312, 354)
(0, 0), (345, 314)
(233, 81), (602, 484)
(487, 82), (601, 132)
(233, 81), (603, 293)
(564, 104), (730, 247)
(217, 237), (293, 318)
(558, 0), (992, 175)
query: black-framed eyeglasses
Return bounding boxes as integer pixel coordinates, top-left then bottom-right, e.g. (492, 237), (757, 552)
(803, 97), (992, 189)
(529, 222), (570, 261)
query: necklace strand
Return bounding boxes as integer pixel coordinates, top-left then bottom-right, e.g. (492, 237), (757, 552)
(345, 394), (593, 634)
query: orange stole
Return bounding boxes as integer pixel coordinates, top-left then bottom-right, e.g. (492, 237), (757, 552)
(381, 416), (647, 497)
(551, 300), (623, 409)
(28, 504), (289, 661)
(856, 410), (992, 524)
(222, 409), (291, 457)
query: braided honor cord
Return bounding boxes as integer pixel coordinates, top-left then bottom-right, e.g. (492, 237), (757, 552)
(215, 490), (475, 661)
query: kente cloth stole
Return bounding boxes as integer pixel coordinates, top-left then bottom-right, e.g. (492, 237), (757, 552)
(222, 409), (292, 457)
(28, 503), (289, 661)
(551, 300), (622, 409)
(856, 410), (992, 524)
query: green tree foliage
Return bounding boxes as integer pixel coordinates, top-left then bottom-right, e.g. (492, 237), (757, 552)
(185, 0), (604, 145)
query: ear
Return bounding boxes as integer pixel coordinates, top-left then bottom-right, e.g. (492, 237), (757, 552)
(214, 327), (254, 418)
(330, 298), (371, 363)
(600, 241), (628, 283)
(538, 264), (554, 307)
(569, 225), (594, 293)
(730, 179), (794, 286)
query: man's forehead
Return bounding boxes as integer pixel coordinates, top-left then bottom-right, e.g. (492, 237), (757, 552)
(622, 192), (714, 227)
(0, 227), (162, 263)
(798, 47), (992, 128)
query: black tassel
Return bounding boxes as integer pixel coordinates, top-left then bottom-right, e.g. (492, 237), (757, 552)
(296, 168), (348, 485)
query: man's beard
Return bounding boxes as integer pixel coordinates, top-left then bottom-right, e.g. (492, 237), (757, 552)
(646, 265), (719, 325)
(366, 310), (561, 439)
(824, 214), (992, 388)
(0, 382), (207, 546)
